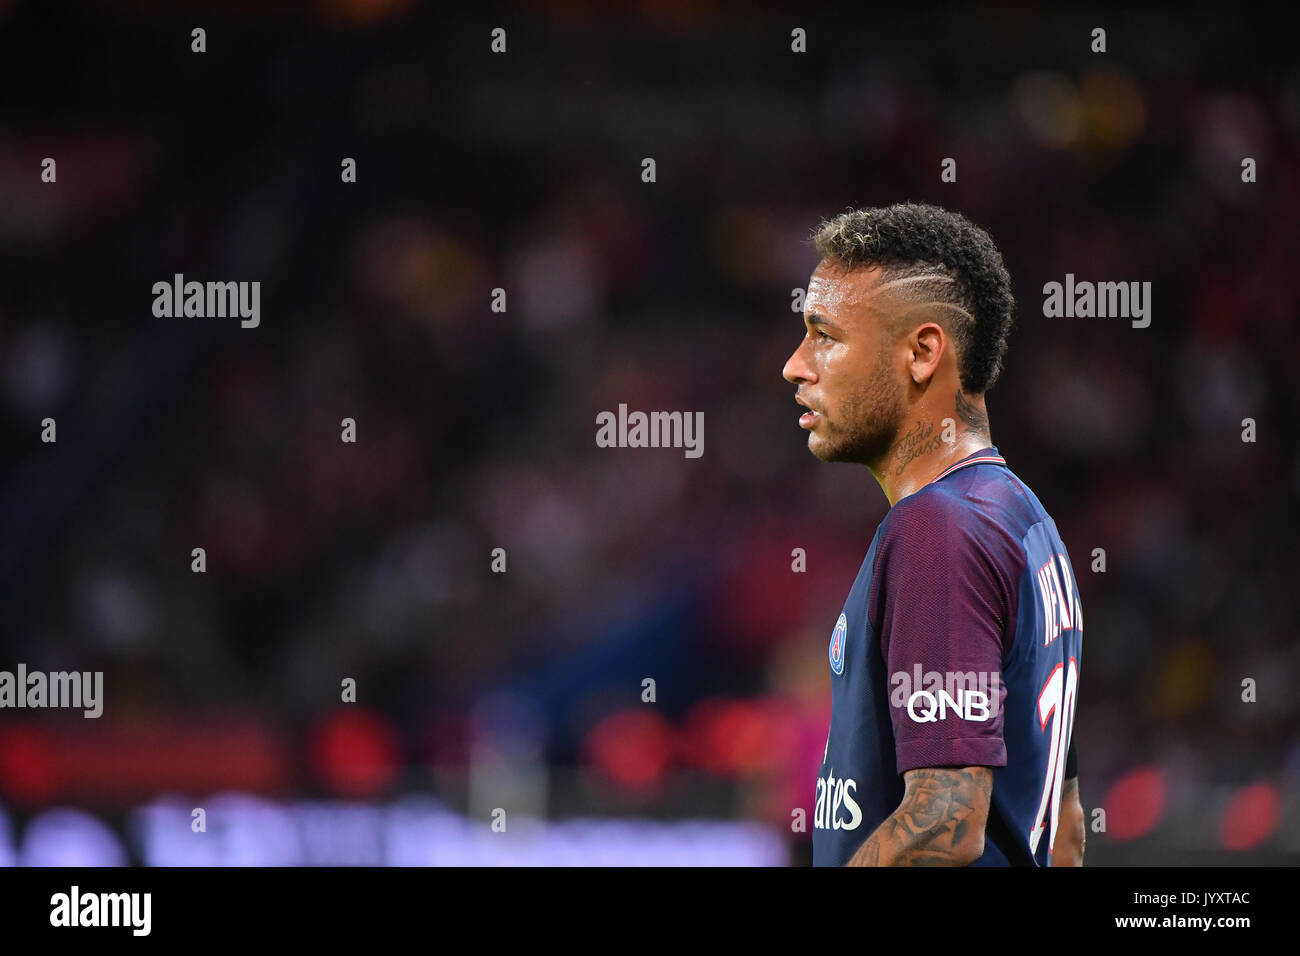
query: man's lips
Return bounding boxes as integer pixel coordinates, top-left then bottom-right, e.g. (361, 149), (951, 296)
(796, 398), (821, 429)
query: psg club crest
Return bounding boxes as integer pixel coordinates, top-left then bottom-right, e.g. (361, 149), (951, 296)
(829, 613), (847, 676)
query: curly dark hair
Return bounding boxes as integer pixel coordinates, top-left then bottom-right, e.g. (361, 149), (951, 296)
(811, 202), (1015, 395)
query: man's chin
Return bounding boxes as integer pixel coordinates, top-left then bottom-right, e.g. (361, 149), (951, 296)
(808, 429), (884, 466)
(807, 435), (844, 463)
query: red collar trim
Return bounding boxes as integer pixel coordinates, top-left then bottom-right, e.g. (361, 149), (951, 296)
(930, 453), (1006, 484)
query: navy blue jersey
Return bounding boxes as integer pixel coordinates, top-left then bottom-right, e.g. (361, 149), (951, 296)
(812, 446), (1083, 866)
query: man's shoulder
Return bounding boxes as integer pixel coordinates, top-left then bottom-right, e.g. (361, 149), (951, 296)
(881, 480), (986, 535)
(875, 470), (1031, 579)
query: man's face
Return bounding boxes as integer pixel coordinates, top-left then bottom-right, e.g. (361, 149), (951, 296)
(782, 260), (905, 465)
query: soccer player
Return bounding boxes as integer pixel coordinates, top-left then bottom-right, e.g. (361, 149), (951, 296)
(783, 203), (1084, 866)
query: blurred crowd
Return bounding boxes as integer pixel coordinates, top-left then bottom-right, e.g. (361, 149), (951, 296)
(0, 4), (1297, 858)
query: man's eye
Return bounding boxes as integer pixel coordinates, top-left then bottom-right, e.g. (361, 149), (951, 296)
(818, 330), (833, 342)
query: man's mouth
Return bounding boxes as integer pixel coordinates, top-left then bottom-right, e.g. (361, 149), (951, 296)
(795, 395), (821, 429)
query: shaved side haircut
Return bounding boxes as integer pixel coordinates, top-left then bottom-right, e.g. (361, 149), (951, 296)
(812, 203), (1016, 396)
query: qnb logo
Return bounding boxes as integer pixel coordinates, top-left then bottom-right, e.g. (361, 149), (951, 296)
(828, 613), (847, 676)
(906, 688), (992, 724)
(890, 666), (1001, 720)
(813, 768), (862, 831)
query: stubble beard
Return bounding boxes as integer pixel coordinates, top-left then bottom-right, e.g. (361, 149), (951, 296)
(808, 350), (905, 467)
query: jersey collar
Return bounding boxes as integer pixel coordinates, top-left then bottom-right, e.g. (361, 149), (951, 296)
(929, 445), (1005, 485)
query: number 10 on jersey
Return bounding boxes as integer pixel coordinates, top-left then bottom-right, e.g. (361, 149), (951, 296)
(1031, 657), (1079, 858)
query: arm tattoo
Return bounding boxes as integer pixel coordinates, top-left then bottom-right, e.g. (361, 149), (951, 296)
(846, 767), (993, 866)
(955, 390), (991, 441)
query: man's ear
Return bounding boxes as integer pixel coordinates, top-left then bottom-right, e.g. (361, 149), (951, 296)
(909, 322), (945, 385)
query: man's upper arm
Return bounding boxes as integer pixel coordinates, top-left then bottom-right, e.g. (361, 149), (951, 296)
(871, 491), (1017, 774)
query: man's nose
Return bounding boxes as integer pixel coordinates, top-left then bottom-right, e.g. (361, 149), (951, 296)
(783, 339), (815, 384)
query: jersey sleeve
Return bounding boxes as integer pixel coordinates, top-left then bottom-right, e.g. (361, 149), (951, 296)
(870, 489), (1018, 774)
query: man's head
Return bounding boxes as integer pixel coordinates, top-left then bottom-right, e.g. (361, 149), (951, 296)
(782, 202), (1014, 464)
